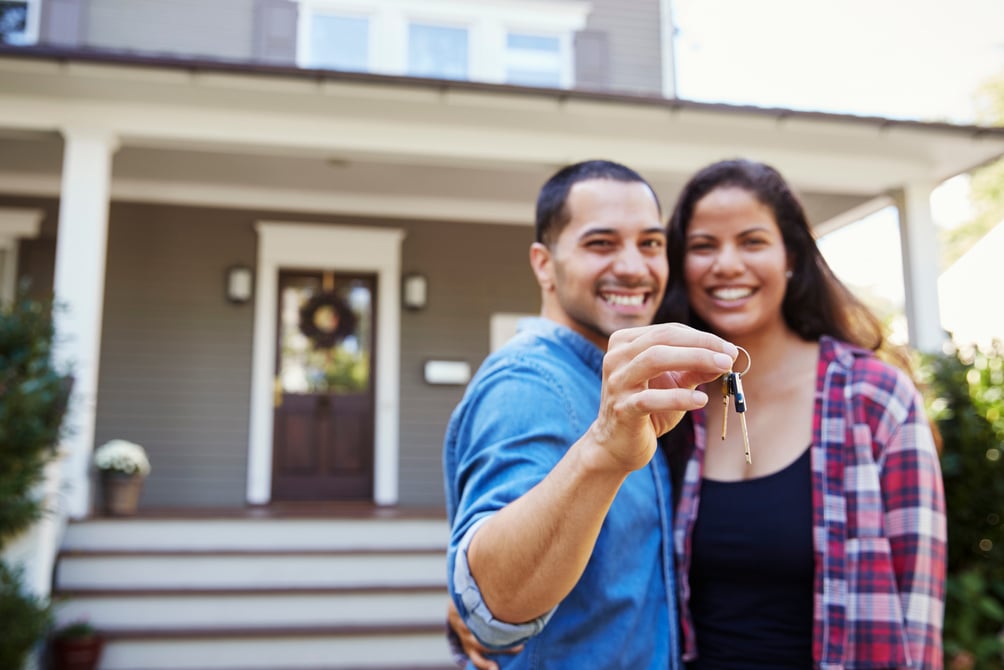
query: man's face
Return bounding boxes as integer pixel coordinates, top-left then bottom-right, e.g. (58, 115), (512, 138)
(532, 178), (668, 349)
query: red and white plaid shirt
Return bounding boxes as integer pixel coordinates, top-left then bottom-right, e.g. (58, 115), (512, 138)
(674, 336), (947, 669)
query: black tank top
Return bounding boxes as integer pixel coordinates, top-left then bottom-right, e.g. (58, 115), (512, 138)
(687, 447), (814, 670)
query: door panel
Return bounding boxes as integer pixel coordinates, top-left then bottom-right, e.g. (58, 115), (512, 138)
(272, 270), (376, 501)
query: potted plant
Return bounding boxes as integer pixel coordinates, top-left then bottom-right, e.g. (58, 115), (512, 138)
(92, 439), (151, 516)
(49, 619), (103, 670)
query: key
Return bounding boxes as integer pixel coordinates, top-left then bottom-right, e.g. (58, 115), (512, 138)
(731, 373), (752, 464)
(721, 373), (731, 440)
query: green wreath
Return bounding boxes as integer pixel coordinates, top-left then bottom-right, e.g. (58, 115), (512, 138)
(298, 291), (357, 349)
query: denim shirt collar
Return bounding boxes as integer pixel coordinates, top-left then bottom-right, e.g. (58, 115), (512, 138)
(516, 317), (605, 375)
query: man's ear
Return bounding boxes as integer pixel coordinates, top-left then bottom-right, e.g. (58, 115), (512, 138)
(529, 242), (553, 291)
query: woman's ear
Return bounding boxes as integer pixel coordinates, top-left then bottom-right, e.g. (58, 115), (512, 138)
(529, 242), (554, 291)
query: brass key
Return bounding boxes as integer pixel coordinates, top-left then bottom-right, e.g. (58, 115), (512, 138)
(731, 372), (752, 464)
(720, 374), (731, 440)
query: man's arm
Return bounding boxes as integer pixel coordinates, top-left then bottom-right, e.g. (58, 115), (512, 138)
(467, 322), (736, 624)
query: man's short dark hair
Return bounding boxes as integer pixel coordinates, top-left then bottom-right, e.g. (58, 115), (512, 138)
(535, 160), (661, 246)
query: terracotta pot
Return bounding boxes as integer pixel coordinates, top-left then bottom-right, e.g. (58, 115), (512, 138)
(100, 471), (145, 516)
(50, 635), (103, 670)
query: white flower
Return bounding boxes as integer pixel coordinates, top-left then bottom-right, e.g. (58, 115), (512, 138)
(93, 440), (151, 476)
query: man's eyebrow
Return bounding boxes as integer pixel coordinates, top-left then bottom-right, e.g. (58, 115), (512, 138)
(578, 226), (667, 238)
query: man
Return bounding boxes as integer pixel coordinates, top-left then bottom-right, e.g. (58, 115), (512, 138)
(444, 160), (737, 669)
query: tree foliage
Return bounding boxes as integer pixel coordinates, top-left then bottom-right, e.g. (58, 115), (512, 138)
(921, 342), (1004, 669)
(0, 294), (71, 668)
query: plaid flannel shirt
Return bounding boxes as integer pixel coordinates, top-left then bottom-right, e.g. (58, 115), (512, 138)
(674, 336), (947, 669)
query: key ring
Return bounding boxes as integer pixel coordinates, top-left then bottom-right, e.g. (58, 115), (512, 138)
(734, 346), (752, 376)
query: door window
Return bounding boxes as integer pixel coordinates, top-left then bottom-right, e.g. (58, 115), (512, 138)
(278, 272), (373, 395)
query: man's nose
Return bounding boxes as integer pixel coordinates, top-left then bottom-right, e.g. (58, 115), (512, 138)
(612, 245), (649, 277)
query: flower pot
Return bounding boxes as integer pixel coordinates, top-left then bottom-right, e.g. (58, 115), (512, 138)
(100, 471), (145, 516)
(50, 635), (103, 670)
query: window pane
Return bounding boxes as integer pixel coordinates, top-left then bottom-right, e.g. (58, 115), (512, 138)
(507, 33), (559, 53)
(309, 14), (368, 72)
(408, 23), (468, 80)
(0, 1), (29, 45)
(506, 32), (562, 87)
(279, 275), (373, 395)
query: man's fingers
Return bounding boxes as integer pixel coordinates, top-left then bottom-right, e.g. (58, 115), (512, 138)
(608, 343), (733, 392)
(608, 322), (738, 360)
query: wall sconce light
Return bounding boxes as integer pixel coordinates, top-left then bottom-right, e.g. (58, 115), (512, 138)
(402, 273), (427, 310)
(226, 264), (254, 304)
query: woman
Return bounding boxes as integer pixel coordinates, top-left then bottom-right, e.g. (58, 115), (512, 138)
(663, 158), (945, 669)
(451, 158), (946, 669)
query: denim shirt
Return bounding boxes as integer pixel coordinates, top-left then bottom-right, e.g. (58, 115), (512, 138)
(444, 318), (680, 670)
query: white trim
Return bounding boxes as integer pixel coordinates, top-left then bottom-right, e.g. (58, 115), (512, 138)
(0, 206), (43, 305)
(659, 0), (677, 98)
(0, 172), (535, 226)
(248, 222), (406, 506)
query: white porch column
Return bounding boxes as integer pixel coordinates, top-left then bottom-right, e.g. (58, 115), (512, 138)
(895, 181), (946, 353)
(52, 127), (119, 519)
(0, 207), (43, 306)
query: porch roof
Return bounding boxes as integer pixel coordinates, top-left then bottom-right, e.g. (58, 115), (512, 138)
(1, 45), (1003, 232)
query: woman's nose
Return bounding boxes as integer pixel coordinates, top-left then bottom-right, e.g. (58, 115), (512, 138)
(712, 245), (744, 275)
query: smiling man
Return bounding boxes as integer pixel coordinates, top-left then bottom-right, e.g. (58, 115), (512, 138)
(444, 160), (738, 669)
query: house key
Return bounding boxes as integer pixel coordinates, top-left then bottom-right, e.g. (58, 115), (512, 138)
(720, 347), (752, 464)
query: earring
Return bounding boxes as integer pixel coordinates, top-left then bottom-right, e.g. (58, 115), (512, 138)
(785, 270), (793, 279)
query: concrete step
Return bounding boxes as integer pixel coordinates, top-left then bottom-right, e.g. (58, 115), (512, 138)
(55, 550), (447, 590)
(60, 517), (449, 552)
(53, 587), (448, 630)
(95, 626), (456, 670)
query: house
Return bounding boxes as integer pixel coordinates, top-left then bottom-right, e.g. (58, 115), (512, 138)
(1, 1), (1003, 667)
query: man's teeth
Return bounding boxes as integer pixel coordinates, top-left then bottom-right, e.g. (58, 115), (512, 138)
(712, 287), (753, 300)
(603, 293), (645, 307)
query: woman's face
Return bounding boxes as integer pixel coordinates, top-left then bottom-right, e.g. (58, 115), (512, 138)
(683, 186), (791, 341)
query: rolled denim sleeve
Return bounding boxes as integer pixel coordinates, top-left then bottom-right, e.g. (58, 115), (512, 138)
(451, 516), (554, 648)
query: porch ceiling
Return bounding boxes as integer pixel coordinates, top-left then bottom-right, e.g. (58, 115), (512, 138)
(1, 49), (1003, 231)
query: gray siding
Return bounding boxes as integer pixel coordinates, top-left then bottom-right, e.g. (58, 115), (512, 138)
(96, 202), (257, 508)
(85, 0), (257, 61)
(398, 220), (539, 507)
(580, 0), (663, 96)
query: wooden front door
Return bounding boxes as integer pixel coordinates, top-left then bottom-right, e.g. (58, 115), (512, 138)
(271, 270), (376, 501)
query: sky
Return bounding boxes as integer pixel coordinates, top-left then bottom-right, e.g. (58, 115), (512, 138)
(672, 0), (1004, 124)
(670, 0), (1004, 342)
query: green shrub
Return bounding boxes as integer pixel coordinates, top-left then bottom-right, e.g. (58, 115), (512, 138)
(921, 341), (1004, 669)
(0, 557), (52, 668)
(0, 294), (70, 668)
